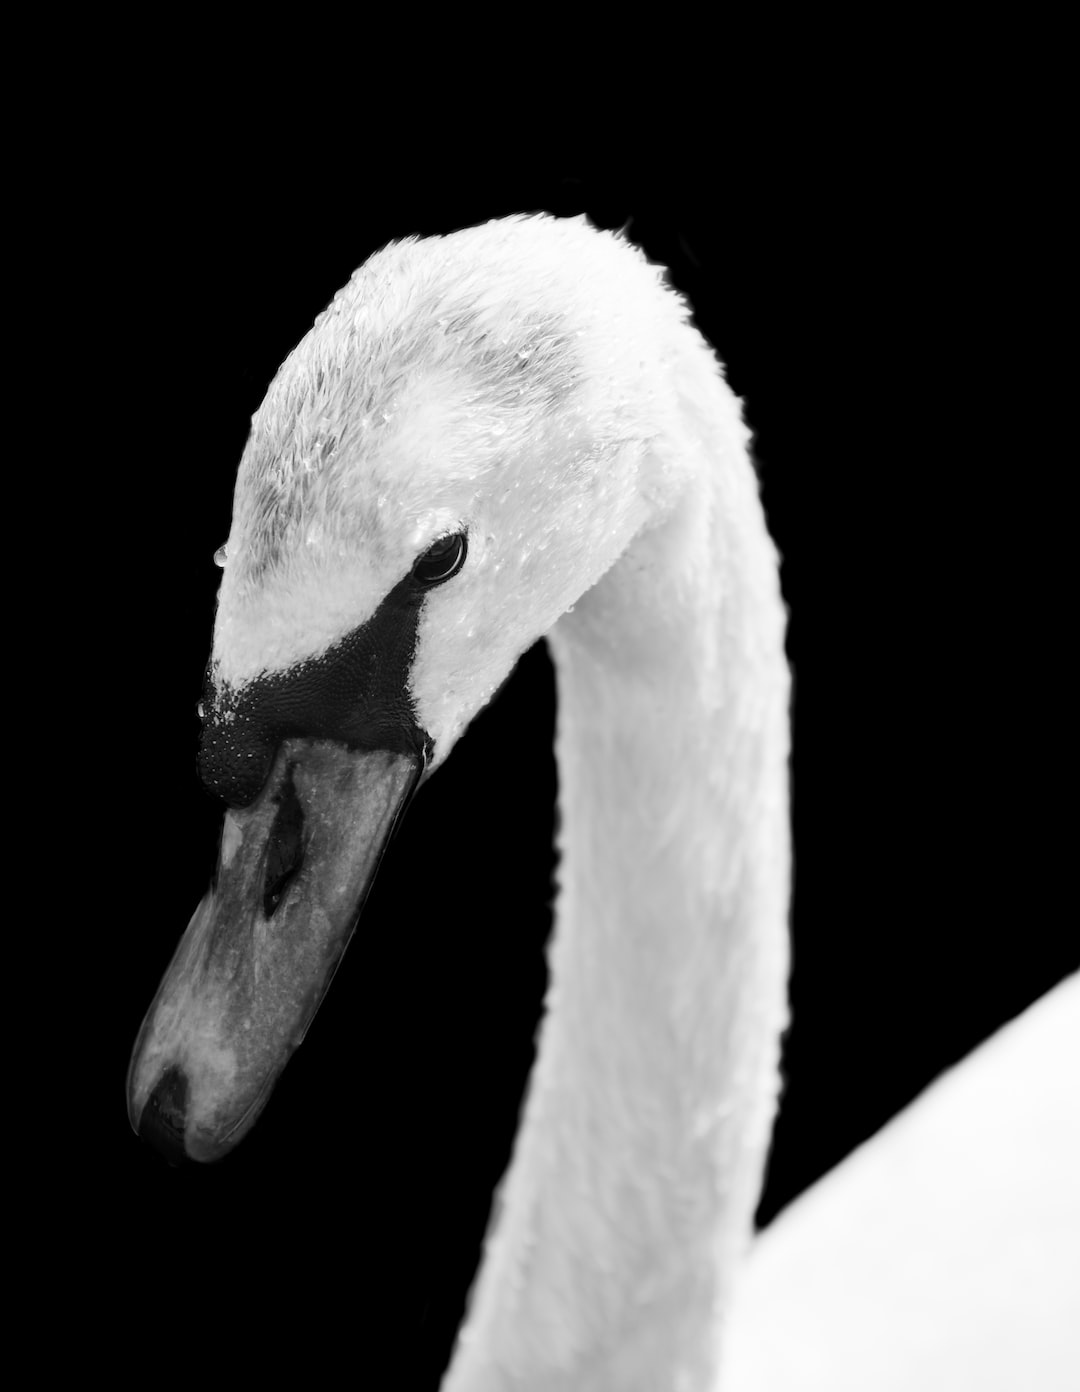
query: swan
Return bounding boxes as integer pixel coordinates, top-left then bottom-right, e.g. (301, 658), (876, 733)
(126, 213), (1076, 1389)
(128, 211), (786, 1387)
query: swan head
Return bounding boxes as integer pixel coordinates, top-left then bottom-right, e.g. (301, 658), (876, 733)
(127, 214), (700, 1161)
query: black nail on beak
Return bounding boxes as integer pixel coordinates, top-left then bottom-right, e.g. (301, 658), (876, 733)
(138, 1066), (190, 1166)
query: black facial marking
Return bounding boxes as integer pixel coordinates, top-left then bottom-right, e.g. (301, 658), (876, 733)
(198, 567), (433, 808)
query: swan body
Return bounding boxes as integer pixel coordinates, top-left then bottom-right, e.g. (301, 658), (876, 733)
(725, 970), (1080, 1390)
(130, 212), (784, 1387)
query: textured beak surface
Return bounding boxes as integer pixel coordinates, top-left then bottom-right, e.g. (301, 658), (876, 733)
(127, 739), (422, 1162)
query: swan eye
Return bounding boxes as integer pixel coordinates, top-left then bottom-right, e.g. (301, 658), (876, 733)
(412, 531), (467, 587)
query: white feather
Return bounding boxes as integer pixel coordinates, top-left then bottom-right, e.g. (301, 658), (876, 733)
(212, 214), (1075, 1389)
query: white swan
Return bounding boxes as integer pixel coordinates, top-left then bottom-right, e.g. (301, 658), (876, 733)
(126, 213), (1077, 1389)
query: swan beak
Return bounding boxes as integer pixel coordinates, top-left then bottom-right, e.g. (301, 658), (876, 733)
(126, 738), (423, 1163)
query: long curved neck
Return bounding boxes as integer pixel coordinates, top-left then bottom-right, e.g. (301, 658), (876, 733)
(443, 360), (790, 1392)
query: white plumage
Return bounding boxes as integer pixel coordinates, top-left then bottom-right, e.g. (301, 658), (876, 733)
(139, 214), (1079, 1389)
(211, 212), (790, 1388)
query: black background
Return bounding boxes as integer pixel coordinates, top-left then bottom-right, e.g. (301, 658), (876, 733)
(55, 126), (1072, 1385)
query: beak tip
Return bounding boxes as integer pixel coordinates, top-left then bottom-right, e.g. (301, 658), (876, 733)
(135, 1065), (191, 1167)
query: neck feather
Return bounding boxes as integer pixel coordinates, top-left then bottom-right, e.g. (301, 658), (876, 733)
(443, 362), (790, 1392)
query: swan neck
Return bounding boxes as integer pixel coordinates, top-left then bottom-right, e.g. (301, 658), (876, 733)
(443, 381), (790, 1392)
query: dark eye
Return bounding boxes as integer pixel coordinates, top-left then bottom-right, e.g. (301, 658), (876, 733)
(412, 531), (467, 587)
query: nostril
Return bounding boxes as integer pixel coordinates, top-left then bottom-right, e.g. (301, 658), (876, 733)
(263, 767), (305, 918)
